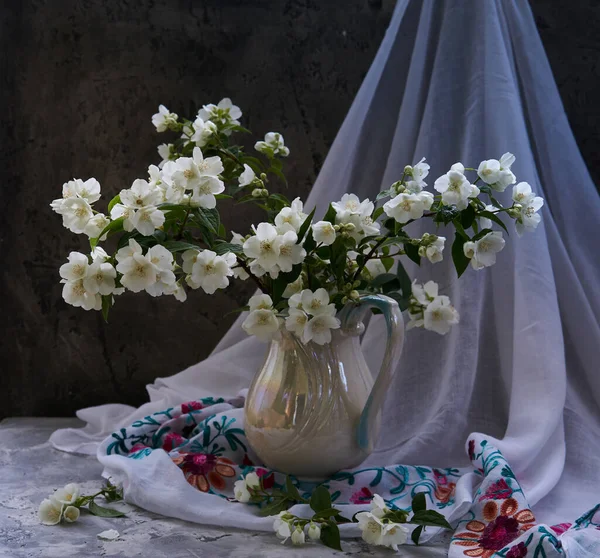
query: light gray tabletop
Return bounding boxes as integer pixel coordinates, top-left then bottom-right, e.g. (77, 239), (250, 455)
(0, 418), (449, 557)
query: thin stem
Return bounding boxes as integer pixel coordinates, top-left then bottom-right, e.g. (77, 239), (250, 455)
(352, 235), (388, 282)
(176, 209), (191, 240)
(235, 259), (265, 292)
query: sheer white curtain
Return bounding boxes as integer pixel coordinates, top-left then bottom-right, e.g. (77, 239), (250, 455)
(51, 0), (600, 528)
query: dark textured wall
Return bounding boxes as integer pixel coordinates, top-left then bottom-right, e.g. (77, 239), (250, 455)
(1, 1), (599, 418)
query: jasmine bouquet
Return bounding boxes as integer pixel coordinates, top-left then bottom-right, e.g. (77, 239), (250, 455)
(52, 98), (544, 344)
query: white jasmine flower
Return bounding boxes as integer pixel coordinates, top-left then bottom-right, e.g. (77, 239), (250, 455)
(332, 193), (371, 221)
(412, 280), (439, 305)
(248, 294), (274, 312)
(242, 309), (280, 342)
(116, 252), (158, 293)
(157, 143), (173, 168)
(63, 506), (80, 523)
(129, 205), (166, 236)
(115, 238), (143, 262)
(274, 198), (307, 233)
(110, 204), (135, 232)
(356, 512), (384, 545)
(288, 292), (303, 310)
(479, 204), (499, 230)
(307, 522), (321, 541)
(424, 236), (446, 263)
(434, 170), (474, 210)
(249, 259), (268, 278)
(74, 178), (102, 203)
(243, 223), (282, 271)
(512, 182), (544, 236)
(303, 314), (341, 345)
(120, 178), (162, 209)
(53, 483), (80, 506)
(231, 231), (245, 245)
(477, 152), (516, 191)
(62, 279), (102, 311)
(277, 231), (306, 272)
(383, 191), (434, 223)
(233, 479), (251, 503)
(463, 231), (506, 270)
(172, 147), (224, 208)
(181, 249), (200, 274)
(364, 259), (387, 278)
(83, 213), (110, 240)
(273, 512), (292, 540)
(291, 526), (305, 545)
(381, 522), (409, 550)
(238, 164), (256, 187)
(244, 472), (261, 490)
(91, 246), (110, 262)
(232, 265), (249, 281)
(255, 132), (290, 157)
(282, 276), (304, 298)
(405, 157), (430, 192)
(370, 494), (390, 519)
(59, 252), (89, 281)
(198, 98), (242, 127)
(182, 116), (217, 147)
(190, 250), (235, 294)
(83, 262), (117, 295)
(165, 281), (187, 302)
(60, 197), (94, 233)
(300, 288), (335, 316)
(424, 295), (459, 334)
(152, 104), (178, 132)
(144, 246), (176, 296)
(451, 162), (465, 174)
(285, 307), (309, 337)
(38, 498), (63, 526)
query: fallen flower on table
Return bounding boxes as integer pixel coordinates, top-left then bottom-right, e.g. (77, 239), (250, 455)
(38, 479), (126, 526)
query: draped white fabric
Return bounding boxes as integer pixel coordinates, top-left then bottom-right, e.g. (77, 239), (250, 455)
(51, 0), (600, 533)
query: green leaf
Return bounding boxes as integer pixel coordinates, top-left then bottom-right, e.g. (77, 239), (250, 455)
(411, 525), (424, 546)
(370, 273), (398, 288)
(312, 507), (342, 520)
(161, 241), (200, 253)
(471, 228), (493, 242)
(453, 219), (470, 240)
(309, 486), (332, 514)
(296, 207), (316, 244)
(410, 510), (452, 530)
(107, 194), (121, 213)
(478, 210), (509, 234)
(381, 257), (394, 272)
(218, 223), (226, 238)
(451, 233), (470, 278)
(101, 295), (112, 323)
(195, 207), (220, 235)
(404, 243), (421, 266)
(396, 260), (412, 298)
(285, 476), (302, 501)
(358, 235), (381, 248)
(433, 205), (461, 225)
(320, 521), (342, 552)
(213, 242), (244, 255)
(384, 291), (410, 312)
(323, 203), (337, 225)
(88, 500), (126, 518)
(372, 206), (385, 221)
(91, 218), (125, 249)
(376, 188), (392, 201)
(269, 193), (291, 206)
(258, 498), (292, 517)
(411, 492), (426, 514)
(460, 204), (476, 230)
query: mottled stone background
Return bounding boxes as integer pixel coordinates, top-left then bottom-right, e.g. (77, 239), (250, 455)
(1, 1), (598, 418)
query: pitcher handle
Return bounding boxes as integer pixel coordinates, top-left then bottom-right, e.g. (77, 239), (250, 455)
(339, 294), (404, 452)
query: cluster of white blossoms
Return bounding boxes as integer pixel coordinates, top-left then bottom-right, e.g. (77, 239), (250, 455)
(233, 471), (260, 503)
(60, 249), (120, 311)
(355, 495), (409, 551)
(477, 152), (516, 191)
(463, 231), (506, 270)
(38, 483), (81, 526)
(241, 294), (282, 341)
(255, 132), (290, 157)
(241, 198), (308, 278)
(407, 280), (460, 335)
(50, 178), (110, 239)
(331, 193), (381, 241)
(511, 181), (544, 236)
(272, 511), (322, 546)
(384, 159), (435, 224)
(285, 288), (341, 345)
(181, 248), (237, 295)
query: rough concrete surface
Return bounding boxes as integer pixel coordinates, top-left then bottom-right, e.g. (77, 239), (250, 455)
(0, 0), (599, 418)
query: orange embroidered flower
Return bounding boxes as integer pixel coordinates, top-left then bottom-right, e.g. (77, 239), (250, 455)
(453, 498), (536, 557)
(171, 452), (236, 492)
(435, 482), (457, 504)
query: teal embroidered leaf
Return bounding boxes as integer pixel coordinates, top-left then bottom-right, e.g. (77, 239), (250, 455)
(369, 469), (383, 487)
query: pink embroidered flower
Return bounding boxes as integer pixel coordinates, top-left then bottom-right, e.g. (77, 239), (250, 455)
(162, 432), (186, 451)
(506, 542), (527, 558)
(550, 523), (571, 536)
(171, 452), (236, 492)
(479, 479), (513, 502)
(468, 440), (476, 461)
(129, 443), (148, 454)
(255, 467), (275, 489)
(350, 487), (374, 504)
(181, 401), (204, 413)
(434, 469), (448, 485)
(479, 515), (520, 550)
